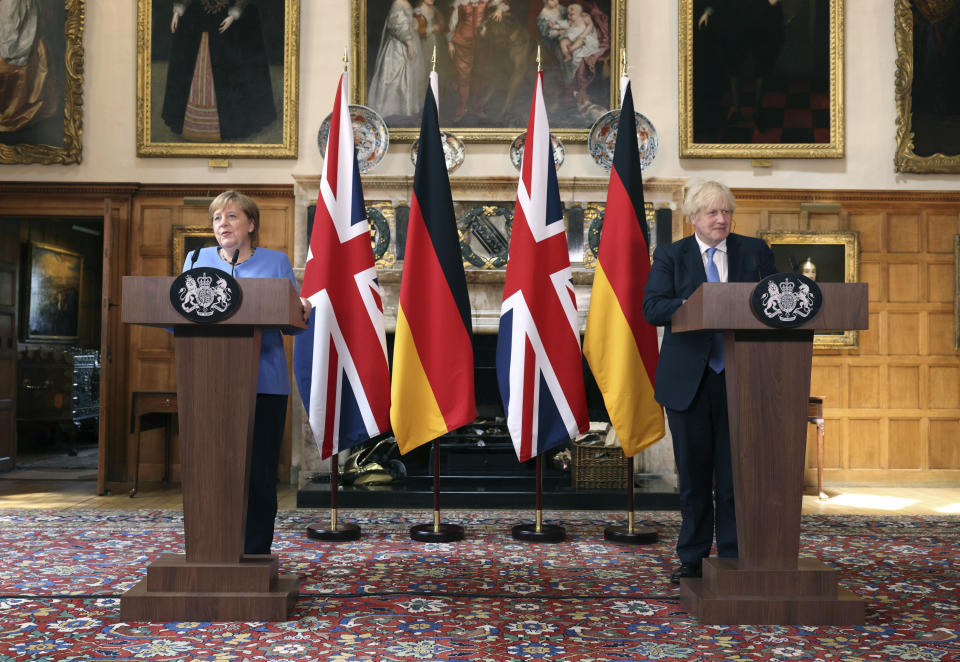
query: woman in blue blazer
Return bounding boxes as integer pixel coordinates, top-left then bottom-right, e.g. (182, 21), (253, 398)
(184, 190), (311, 555)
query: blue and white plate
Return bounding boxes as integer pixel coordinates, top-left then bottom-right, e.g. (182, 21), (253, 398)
(410, 131), (466, 174)
(317, 105), (389, 173)
(509, 132), (564, 171)
(587, 110), (658, 171)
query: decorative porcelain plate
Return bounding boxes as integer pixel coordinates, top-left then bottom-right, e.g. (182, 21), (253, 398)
(509, 132), (565, 171)
(317, 105), (389, 173)
(587, 110), (658, 171)
(409, 131), (466, 174)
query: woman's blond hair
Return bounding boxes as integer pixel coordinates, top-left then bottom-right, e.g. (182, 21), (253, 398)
(209, 190), (260, 246)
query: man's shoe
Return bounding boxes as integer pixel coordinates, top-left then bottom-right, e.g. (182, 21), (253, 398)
(669, 562), (702, 584)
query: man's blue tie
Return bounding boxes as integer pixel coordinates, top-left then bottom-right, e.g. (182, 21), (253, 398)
(706, 247), (724, 373)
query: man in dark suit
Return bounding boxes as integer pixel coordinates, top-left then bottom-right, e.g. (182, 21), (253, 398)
(642, 181), (776, 583)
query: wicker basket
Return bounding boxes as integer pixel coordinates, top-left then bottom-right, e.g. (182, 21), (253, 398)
(571, 440), (630, 489)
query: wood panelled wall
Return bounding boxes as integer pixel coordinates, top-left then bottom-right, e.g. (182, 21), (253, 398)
(731, 189), (959, 486)
(126, 185), (296, 485)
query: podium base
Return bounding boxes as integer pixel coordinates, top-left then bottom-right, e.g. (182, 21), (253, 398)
(119, 553), (299, 622)
(306, 522), (361, 542)
(511, 523), (565, 542)
(603, 525), (658, 544)
(410, 523), (464, 542)
(679, 557), (865, 625)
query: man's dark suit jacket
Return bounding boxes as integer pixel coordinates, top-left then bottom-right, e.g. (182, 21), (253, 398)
(642, 233), (776, 412)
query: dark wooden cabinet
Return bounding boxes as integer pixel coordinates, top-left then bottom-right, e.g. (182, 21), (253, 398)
(16, 350), (100, 446)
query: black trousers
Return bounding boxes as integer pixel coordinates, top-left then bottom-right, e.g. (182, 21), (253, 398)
(245, 394), (287, 555)
(666, 368), (737, 565)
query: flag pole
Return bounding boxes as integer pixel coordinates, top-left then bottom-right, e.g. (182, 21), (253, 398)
(507, 50), (566, 545)
(603, 453), (657, 544)
(512, 455), (564, 542)
(594, 57), (658, 545)
(307, 452), (360, 541)
(410, 438), (463, 542)
(304, 49), (363, 543)
(407, 56), (465, 543)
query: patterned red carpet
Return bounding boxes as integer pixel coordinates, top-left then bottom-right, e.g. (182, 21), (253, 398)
(0, 509), (957, 661)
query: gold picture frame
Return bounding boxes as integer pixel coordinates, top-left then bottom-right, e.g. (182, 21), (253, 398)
(679, 0), (844, 159)
(758, 230), (859, 348)
(172, 225), (217, 275)
(21, 242), (83, 343)
(0, 0), (84, 165)
(894, 0), (960, 173)
(351, 0), (626, 143)
(137, 0), (300, 158)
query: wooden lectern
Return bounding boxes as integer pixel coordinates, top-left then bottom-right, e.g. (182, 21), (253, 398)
(119, 276), (305, 621)
(671, 281), (868, 625)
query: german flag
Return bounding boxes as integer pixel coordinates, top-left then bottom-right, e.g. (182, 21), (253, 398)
(583, 81), (664, 457)
(390, 76), (476, 454)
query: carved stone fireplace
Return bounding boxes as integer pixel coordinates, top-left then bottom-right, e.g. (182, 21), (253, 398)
(290, 175), (685, 507)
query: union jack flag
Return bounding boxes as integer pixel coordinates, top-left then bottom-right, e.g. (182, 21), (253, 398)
(496, 71), (589, 462)
(293, 73), (391, 460)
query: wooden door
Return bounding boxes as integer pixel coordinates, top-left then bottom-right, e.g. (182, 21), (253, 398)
(98, 201), (118, 495)
(0, 220), (18, 470)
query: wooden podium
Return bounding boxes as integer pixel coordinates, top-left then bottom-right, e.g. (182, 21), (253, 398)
(671, 281), (868, 625)
(119, 276), (305, 621)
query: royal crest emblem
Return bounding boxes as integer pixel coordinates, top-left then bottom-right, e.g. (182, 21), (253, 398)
(750, 273), (822, 328)
(169, 268), (243, 323)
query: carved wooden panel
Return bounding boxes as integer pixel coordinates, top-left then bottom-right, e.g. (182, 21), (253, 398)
(848, 213), (883, 252)
(927, 215), (959, 250)
(859, 312), (881, 355)
(929, 419), (960, 469)
(928, 366), (960, 409)
(732, 188), (960, 485)
(888, 419), (922, 469)
(848, 367), (881, 408)
(888, 214), (921, 252)
(888, 264), (921, 302)
(861, 262), (883, 302)
(848, 418), (883, 469)
(809, 213), (842, 232)
(140, 208), (176, 257)
(888, 312), (921, 355)
(928, 314), (954, 356)
(888, 366), (920, 409)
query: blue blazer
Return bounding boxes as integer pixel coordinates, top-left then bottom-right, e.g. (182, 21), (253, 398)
(184, 246), (302, 395)
(642, 233), (776, 411)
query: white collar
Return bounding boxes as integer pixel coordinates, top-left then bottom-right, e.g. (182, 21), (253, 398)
(695, 234), (727, 256)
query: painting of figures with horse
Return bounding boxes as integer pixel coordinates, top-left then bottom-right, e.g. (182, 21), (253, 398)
(354, 0), (623, 141)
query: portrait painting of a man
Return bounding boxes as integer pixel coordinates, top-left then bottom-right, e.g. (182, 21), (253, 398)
(681, 0), (843, 158)
(358, 0), (620, 139)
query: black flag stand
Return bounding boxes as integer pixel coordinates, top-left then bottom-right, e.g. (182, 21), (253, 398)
(410, 439), (464, 542)
(307, 452), (361, 541)
(512, 455), (565, 542)
(604, 455), (658, 544)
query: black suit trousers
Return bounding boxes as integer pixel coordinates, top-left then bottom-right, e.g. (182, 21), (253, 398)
(666, 368), (738, 564)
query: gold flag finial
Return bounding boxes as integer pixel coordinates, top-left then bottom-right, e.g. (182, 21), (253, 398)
(432, 45), (437, 73)
(343, 48), (348, 72)
(621, 48), (626, 74)
(537, 45), (542, 72)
